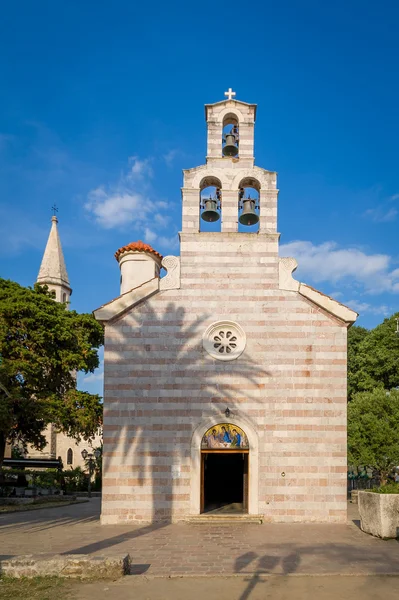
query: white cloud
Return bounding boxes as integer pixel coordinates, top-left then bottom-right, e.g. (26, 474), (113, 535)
(364, 207), (398, 222)
(127, 156), (153, 179)
(390, 193), (399, 202)
(86, 187), (152, 229)
(155, 200), (169, 210)
(85, 157), (175, 240)
(82, 371), (104, 384)
(79, 350), (104, 397)
(345, 300), (391, 316)
(144, 227), (179, 250)
(79, 367), (104, 397)
(154, 213), (170, 228)
(163, 149), (178, 167)
(144, 227), (158, 244)
(280, 240), (399, 294)
(158, 234), (179, 249)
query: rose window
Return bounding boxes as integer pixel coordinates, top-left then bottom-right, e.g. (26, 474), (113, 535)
(213, 330), (238, 354)
(203, 321), (246, 361)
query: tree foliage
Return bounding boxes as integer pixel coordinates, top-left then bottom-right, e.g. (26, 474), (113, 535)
(348, 315), (399, 400)
(348, 388), (399, 484)
(0, 278), (104, 466)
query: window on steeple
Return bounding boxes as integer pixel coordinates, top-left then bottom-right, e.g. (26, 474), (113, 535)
(238, 177), (260, 233)
(222, 114), (239, 157)
(199, 176), (222, 232)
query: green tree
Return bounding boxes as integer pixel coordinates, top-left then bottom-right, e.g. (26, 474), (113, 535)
(347, 314), (399, 400)
(348, 388), (399, 484)
(347, 325), (369, 399)
(83, 444), (103, 490)
(84, 444), (102, 478)
(0, 278), (104, 467)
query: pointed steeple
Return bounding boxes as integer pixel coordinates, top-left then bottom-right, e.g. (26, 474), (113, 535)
(37, 215), (72, 303)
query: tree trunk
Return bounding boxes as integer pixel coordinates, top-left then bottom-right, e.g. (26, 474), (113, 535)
(0, 431), (6, 470)
(380, 471), (389, 486)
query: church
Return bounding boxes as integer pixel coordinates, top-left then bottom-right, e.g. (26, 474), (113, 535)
(94, 91), (357, 524)
(24, 214), (102, 469)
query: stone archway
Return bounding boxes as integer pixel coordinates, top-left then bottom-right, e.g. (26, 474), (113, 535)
(190, 415), (259, 516)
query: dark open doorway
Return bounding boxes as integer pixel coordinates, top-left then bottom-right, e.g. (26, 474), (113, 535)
(201, 452), (248, 514)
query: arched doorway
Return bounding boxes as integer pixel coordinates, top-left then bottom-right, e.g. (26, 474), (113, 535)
(200, 423), (249, 514)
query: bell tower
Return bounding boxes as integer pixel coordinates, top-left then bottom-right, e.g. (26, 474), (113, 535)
(37, 213), (72, 305)
(181, 89), (278, 235)
(179, 90), (279, 290)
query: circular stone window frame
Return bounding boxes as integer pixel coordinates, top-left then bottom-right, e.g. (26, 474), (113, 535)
(203, 320), (246, 361)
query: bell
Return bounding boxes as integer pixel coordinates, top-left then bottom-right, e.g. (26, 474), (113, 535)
(223, 132), (238, 157)
(239, 198), (259, 226)
(201, 198), (220, 222)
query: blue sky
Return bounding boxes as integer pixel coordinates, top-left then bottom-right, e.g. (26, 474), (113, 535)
(1, 1), (398, 395)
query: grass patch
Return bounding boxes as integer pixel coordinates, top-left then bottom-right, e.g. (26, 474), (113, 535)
(370, 483), (399, 494)
(0, 499), (88, 514)
(0, 576), (76, 600)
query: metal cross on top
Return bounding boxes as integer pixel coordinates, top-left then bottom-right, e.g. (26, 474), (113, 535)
(51, 203), (58, 216)
(224, 88), (236, 101)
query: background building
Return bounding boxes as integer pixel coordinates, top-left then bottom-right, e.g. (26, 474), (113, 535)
(25, 214), (102, 469)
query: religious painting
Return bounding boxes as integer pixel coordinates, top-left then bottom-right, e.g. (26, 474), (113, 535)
(201, 424), (248, 450)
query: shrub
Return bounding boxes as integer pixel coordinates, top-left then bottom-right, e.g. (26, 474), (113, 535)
(371, 483), (399, 494)
(62, 467), (88, 492)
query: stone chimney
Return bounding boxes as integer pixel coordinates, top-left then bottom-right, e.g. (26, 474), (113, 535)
(115, 240), (163, 295)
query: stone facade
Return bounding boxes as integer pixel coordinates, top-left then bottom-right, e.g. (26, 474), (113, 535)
(27, 426), (102, 470)
(95, 94), (357, 525)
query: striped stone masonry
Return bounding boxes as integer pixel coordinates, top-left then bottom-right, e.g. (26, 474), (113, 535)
(101, 273), (349, 524)
(97, 95), (356, 525)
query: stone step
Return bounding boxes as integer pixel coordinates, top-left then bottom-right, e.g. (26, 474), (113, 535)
(187, 514), (264, 524)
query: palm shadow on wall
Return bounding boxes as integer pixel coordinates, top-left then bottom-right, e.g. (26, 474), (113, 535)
(105, 298), (271, 528)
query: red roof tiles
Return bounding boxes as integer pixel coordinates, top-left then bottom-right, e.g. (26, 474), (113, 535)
(114, 240), (163, 262)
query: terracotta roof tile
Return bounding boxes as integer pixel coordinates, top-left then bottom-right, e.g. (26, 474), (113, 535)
(114, 240), (163, 262)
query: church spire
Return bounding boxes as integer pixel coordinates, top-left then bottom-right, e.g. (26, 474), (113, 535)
(37, 214), (72, 303)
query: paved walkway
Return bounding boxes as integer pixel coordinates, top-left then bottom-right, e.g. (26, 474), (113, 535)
(1, 499), (399, 576)
(75, 575), (399, 600)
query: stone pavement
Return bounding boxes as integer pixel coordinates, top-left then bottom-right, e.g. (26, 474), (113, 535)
(75, 575), (399, 600)
(2, 499), (399, 576)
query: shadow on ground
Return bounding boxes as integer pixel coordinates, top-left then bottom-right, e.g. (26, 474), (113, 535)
(233, 541), (399, 600)
(60, 522), (167, 555)
(0, 505), (98, 534)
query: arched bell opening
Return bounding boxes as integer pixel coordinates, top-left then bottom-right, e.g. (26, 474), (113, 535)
(222, 113), (239, 158)
(238, 177), (260, 233)
(199, 176), (222, 232)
